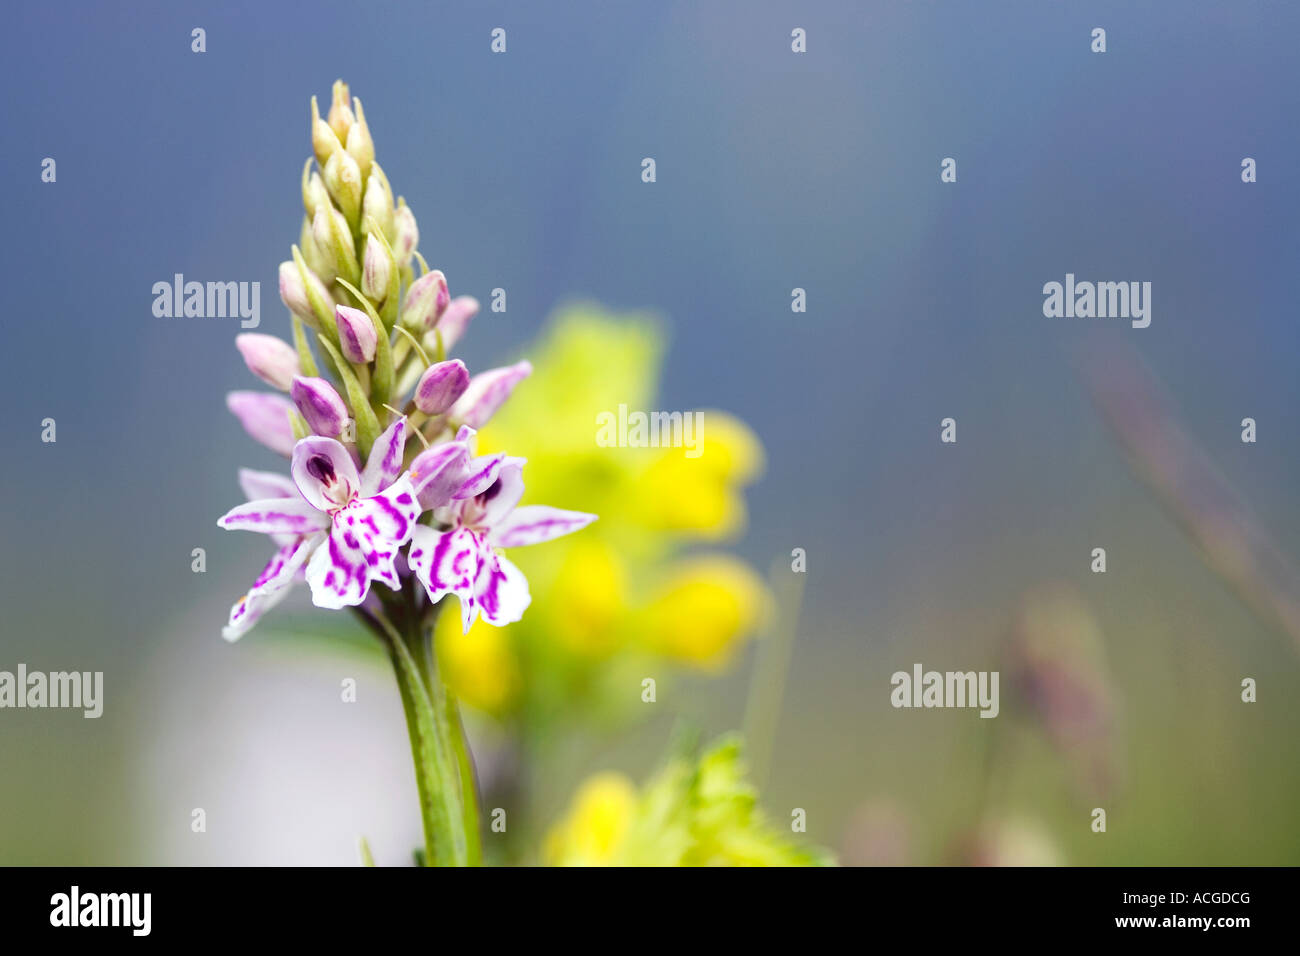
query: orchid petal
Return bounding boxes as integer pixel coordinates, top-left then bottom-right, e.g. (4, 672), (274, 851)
(454, 453), (507, 500)
(474, 552), (531, 630)
(489, 505), (598, 549)
(223, 582), (293, 642)
(409, 441), (471, 510)
(238, 468), (299, 502)
(448, 360), (532, 429)
(360, 417), (407, 497)
(292, 437), (362, 512)
(478, 457), (526, 525)
(227, 391), (297, 457)
(218, 498), (329, 535)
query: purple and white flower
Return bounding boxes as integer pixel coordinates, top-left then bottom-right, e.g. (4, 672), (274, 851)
(220, 469), (324, 642)
(408, 450), (596, 633)
(219, 418), (422, 613)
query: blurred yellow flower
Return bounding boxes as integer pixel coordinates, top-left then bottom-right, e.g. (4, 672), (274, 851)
(545, 736), (831, 867)
(543, 772), (639, 866)
(436, 611), (519, 713)
(633, 411), (764, 539)
(642, 556), (770, 671)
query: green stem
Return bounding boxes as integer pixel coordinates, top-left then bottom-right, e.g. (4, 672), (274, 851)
(446, 692), (483, 865)
(361, 605), (466, 866)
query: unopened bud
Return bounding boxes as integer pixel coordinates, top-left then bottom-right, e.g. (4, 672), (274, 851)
(279, 260), (334, 327)
(302, 169), (331, 220)
(414, 359), (470, 415)
(235, 333), (301, 391)
(327, 79), (354, 144)
(312, 206), (357, 282)
(400, 269), (449, 330)
(291, 375), (350, 439)
(310, 95), (343, 167)
(393, 202), (418, 263)
(363, 162), (396, 240)
(323, 148), (362, 226)
(361, 234), (392, 303)
(334, 305), (378, 364)
(346, 97), (374, 179)
(436, 296), (478, 352)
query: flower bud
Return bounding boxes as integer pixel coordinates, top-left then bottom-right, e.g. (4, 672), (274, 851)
(436, 296), (478, 352)
(291, 375), (350, 439)
(346, 97), (374, 179)
(363, 162), (396, 240)
(334, 305), (378, 364)
(227, 391), (297, 457)
(310, 94), (343, 167)
(235, 333), (301, 391)
(393, 202), (418, 263)
(361, 234), (392, 303)
(279, 260), (335, 326)
(327, 79), (354, 144)
(449, 361), (532, 429)
(414, 359), (470, 415)
(312, 206), (357, 281)
(323, 147), (362, 225)
(299, 216), (331, 278)
(400, 269), (449, 330)
(302, 169), (331, 220)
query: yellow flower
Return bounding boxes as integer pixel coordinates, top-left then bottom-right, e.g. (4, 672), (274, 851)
(436, 610), (519, 714)
(544, 772), (639, 866)
(632, 411), (763, 539)
(544, 736), (832, 866)
(642, 556), (770, 671)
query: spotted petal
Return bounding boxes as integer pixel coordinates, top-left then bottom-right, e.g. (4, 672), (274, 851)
(222, 533), (323, 642)
(218, 497), (329, 536)
(360, 417), (407, 497)
(490, 505), (598, 549)
(306, 477), (420, 607)
(292, 437), (362, 512)
(408, 526), (530, 632)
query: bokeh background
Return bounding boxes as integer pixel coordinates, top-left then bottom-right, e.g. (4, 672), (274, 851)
(2, 0), (1298, 864)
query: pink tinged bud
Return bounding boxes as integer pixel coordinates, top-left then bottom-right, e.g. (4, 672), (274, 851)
(436, 296), (478, 352)
(414, 359), (470, 415)
(291, 375), (350, 438)
(361, 235), (392, 302)
(235, 333), (301, 391)
(449, 360), (532, 429)
(334, 305), (378, 364)
(279, 260), (334, 324)
(227, 391), (297, 457)
(400, 270), (449, 330)
(394, 204), (418, 261)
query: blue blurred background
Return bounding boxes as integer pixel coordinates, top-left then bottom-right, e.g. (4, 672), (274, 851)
(2, 0), (1298, 864)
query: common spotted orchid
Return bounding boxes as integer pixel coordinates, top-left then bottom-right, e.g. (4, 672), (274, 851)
(214, 79), (597, 866)
(409, 441), (596, 633)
